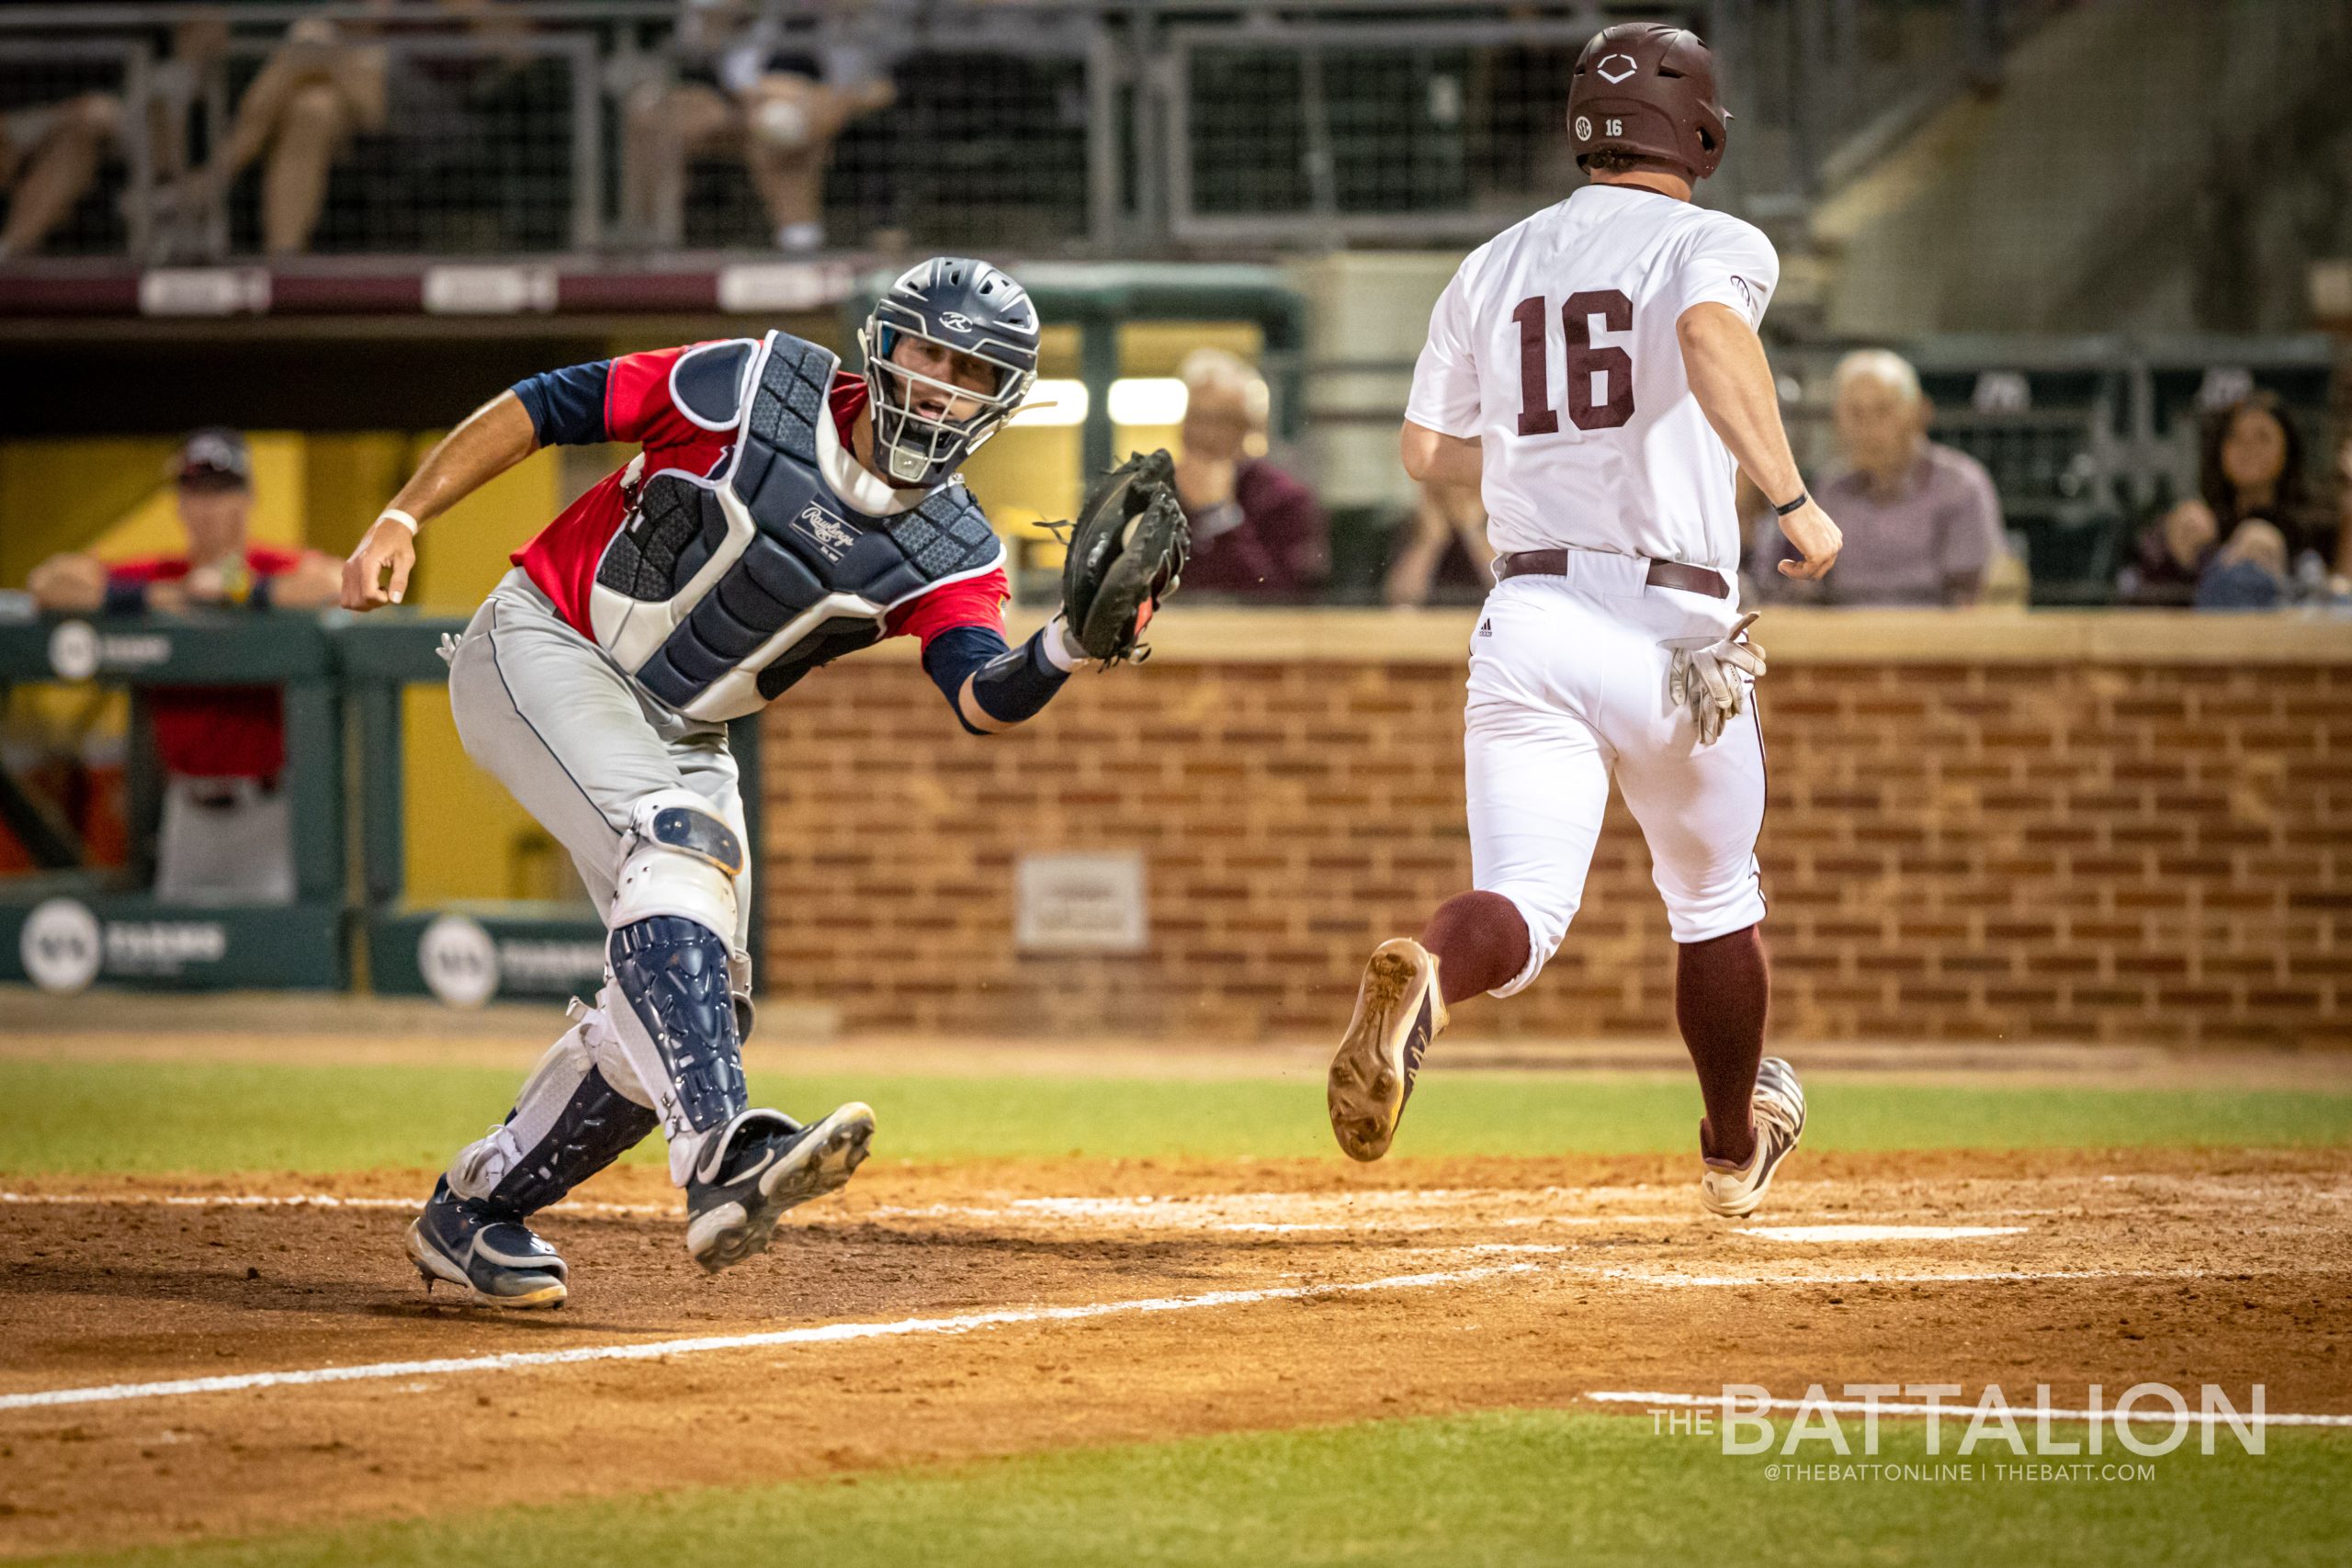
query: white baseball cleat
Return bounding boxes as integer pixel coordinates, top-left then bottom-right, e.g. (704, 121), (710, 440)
(1698, 1056), (1806, 1218)
(1327, 937), (1447, 1162)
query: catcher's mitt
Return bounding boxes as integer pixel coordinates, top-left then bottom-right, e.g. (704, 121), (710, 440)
(1055, 447), (1189, 664)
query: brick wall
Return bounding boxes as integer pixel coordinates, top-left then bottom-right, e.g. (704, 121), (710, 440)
(760, 615), (2352, 1046)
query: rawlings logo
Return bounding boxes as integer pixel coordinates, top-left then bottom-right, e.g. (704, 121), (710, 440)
(938, 311), (976, 333)
(1595, 52), (1638, 84)
(792, 502), (858, 563)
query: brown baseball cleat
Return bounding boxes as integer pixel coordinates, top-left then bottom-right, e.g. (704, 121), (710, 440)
(1327, 937), (1448, 1162)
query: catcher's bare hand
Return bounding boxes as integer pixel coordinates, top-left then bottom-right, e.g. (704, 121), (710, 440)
(342, 517), (416, 610)
(1774, 497), (1841, 581)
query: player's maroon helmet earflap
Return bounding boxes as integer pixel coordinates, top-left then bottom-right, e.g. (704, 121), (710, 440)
(1566, 22), (1730, 181)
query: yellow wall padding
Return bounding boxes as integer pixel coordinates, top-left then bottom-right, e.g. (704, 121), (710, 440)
(398, 437), (562, 614)
(399, 681), (567, 903)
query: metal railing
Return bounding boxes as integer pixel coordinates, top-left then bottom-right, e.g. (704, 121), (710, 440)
(0, 0), (2068, 263)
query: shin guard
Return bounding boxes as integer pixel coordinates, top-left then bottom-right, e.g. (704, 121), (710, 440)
(446, 1002), (661, 1219)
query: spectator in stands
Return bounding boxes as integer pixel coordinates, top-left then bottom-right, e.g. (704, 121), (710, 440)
(2118, 496), (2217, 608)
(2122, 391), (2344, 606)
(2193, 519), (2290, 611)
(1758, 349), (2007, 606)
(160, 15), (388, 256)
(0, 17), (229, 262)
(0, 92), (122, 261)
(162, 1), (521, 257)
(1171, 348), (1327, 601)
(26, 431), (340, 904)
(1384, 479), (1493, 607)
(624, 0), (895, 252)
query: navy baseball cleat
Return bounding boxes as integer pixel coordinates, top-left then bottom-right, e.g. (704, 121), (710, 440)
(1328, 937), (1448, 1162)
(685, 1102), (876, 1274)
(406, 1179), (569, 1309)
(1699, 1056), (1807, 1218)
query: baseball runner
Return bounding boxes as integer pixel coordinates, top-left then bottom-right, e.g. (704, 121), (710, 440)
(1325, 26), (1841, 1217)
(341, 257), (1186, 1306)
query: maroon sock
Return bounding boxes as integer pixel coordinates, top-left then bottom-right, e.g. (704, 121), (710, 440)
(1419, 891), (1532, 1007)
(1676, 924), (1770, 1166)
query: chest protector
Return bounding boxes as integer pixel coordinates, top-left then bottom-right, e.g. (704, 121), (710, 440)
(587, 331), (1004, 722)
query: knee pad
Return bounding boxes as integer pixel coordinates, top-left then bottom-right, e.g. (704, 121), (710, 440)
(609, 788), (742, 942)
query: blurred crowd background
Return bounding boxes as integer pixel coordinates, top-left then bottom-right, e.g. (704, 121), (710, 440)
(2, 0), (2349, 1003)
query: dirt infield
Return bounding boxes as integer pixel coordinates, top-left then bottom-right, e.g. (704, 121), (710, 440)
(4, 1146), (2348, 1558)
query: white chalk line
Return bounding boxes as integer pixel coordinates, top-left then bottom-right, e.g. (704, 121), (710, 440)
(0, 1190), (1706, 1234)
(1738, 1224), (2028, 1243)
(0, 1190), (671, 1218)
(1587, 1266), (2226, 1288)
(1585, 1390), (2352, 1428)
(0, 1262), (1539, 1415)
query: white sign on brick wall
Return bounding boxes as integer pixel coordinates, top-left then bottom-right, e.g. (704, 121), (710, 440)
(1015, 852), (1148, 954)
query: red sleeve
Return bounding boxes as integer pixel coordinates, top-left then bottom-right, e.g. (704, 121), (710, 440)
(885, 567), (1011, 649)
(605, 346), (705, 448)
(244, 546), (306, 577)
(104, 556), (188, 584)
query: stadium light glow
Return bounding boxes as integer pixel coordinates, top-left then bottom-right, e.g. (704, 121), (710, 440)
(1011, 379), (1090, 426)
(1107, 378), (1189, 426)
(1011, 378), (1191, 429)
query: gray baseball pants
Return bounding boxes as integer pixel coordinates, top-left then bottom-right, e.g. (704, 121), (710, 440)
(443, 567), (752, 961)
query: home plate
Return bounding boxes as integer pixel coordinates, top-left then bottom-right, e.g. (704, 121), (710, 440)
(1737, 1224), (2029, 1243)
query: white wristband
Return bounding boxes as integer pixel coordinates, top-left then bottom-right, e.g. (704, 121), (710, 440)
(378, 508), (420, 535)
(1039, 613), (1085, 673)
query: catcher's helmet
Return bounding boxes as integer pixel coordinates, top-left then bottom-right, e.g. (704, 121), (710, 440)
(859, 256), (1039, 488)
(1566, 23), (1729, 181)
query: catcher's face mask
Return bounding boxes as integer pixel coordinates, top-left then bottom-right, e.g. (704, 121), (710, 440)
(858, 256), (1040, 489)
(859, 324), (1033, 488)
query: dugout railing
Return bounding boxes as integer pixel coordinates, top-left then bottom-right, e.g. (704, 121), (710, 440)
(0, 610), (346, 991)
(0, 607), (759, 1005)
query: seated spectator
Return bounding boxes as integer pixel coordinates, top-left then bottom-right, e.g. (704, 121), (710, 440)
(2193, 519), (2290, 611)
(26, 431), (340, 905)
(0, 92), (122, 261)
(1171, 348), (1327, 602)
(1758, 349), (2007, 606)
(160, 15), (389, 257)
(0, 17), (230, 263)
(623, 0), (895, 252)
(1384, 479), (1493, 607)
(2122, 391), (2343, 606)
(162, 1), (520, 257)
(2119, 497), (2218, 607)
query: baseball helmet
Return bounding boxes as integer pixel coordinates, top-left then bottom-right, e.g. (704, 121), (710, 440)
(859, 256), (1040, 488)
(1566, 23), (1729, 181)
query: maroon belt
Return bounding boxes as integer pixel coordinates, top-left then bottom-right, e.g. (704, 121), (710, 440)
(1491, 549), (1729, 599)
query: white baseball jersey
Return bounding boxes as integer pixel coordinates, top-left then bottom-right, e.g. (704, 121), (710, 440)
(1406, 183), (1778, 573)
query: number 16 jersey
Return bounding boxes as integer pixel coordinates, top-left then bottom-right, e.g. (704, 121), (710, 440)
(1406, 183), (1779, 575)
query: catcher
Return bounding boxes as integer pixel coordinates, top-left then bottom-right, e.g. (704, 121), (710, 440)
(339, 256), (1187, 1306)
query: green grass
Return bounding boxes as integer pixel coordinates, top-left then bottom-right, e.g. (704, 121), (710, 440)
(50, 1406), (2352, 1568)
(7, 1059), (2350, 1174)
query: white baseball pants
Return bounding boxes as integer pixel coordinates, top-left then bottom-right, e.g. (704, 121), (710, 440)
(1464, 551), (1766, 998)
